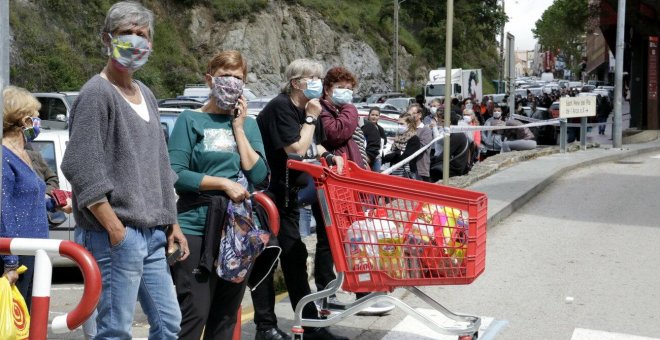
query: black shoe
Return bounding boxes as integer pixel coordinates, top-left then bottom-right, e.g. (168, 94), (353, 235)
(303, 327), (349, 340)
(256, 327), (292, 340)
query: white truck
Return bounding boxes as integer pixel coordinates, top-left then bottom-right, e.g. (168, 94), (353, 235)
(424, 68), (483, 105)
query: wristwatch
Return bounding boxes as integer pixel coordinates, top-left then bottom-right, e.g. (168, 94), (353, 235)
(304, 115), (317, 125)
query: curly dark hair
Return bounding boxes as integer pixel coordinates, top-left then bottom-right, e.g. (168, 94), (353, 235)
(323, 66), (358, 91)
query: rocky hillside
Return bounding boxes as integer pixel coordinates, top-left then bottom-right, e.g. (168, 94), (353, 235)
(8, 0), (502, 98)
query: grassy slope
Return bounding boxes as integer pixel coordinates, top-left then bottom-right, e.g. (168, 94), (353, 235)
(9, 0), (496, 97)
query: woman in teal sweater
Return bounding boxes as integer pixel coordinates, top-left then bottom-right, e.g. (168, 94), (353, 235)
(168, 50), (268, 340)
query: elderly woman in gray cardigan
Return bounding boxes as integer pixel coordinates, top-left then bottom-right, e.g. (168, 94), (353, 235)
(61, 2), (188, 339)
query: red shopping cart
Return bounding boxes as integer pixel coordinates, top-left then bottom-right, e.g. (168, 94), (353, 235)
(287, 159), (487, 340)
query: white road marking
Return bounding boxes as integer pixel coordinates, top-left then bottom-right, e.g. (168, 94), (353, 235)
(381, 308), (504, 339)
(571, 328), (659, 340)
(650, 154), (660, 159)
(51, 286), (84, 291)
(571, 328), (660, 340)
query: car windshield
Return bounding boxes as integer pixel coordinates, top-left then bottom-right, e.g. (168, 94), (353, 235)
(385, 98), (408, 111)
(65, 95), (78, 106)
(426, 84), (445, 97)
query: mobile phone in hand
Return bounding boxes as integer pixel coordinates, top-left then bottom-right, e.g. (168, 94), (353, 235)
(167, 243), (182, 266)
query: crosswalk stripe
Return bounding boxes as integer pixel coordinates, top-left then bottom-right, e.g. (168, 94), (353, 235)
(571, 328), (660, 340)
(381, 308), (504, 340)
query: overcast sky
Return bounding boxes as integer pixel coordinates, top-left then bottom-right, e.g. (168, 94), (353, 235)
(503, 0), (555, 51)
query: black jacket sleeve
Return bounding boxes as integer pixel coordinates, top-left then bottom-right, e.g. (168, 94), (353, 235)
(361, 122), (381, 162)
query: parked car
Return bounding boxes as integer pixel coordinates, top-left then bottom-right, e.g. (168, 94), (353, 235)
(32, 92), (79, 130)
(365, 92), (405, 104)
(158, 98), (204, 109)
(357, 103), (401, 119)
(246, 96), (275, 117)
(31, 130), (75, 267)
(182, 85), (257, 102)
(484, 93), (506, 104)
(384, 97), (415, 114)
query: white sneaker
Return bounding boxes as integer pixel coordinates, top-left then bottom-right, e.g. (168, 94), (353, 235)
(357, 302), (395, 316)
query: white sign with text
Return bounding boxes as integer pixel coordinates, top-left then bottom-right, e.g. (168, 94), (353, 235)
(559, 96), (596, 118)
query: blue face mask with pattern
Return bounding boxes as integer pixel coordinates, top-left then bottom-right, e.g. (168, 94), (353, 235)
(23, 117), (41, 142)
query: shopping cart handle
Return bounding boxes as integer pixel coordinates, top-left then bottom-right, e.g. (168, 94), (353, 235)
(287, 159), (326, 178)
(253, 191), (280, 237)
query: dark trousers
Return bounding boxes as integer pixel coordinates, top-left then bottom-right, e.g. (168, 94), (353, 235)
(313, 202), (335, 292)
(0, 256), (35, 312)
(171, 235), (247, 340)
(252, 192), (319, 330)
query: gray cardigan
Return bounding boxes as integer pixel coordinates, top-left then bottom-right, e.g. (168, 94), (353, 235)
(61, 75), (178, 231)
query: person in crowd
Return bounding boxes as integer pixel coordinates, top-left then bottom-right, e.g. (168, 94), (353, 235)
(167, 50), (268, 339)
(25, 146), (73, 229)
(429, 113), (471, 181)
(382, 113), (418, 174)
(315, 67), (395, 316)
(423, 98), (441, 126)
(501, 116), (537, 153)
(255, 58), (347, 340)
(415, 94), (431, 120)
(408, 104), (433, 182)
(1, 86), (66, 311)
(462, 109), (482, 162)
(60, 3), (188, 339)
(596, 94), (611, 135)
(365, 107), (387, 171)
(481, 104), (506, 154)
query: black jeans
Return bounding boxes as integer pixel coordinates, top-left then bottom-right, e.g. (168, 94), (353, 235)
(252, 191), (319, 330)
(313, 202), (335, 293)
(171, 235), (247, 340)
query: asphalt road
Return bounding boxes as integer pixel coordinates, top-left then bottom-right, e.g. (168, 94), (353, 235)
(397, 151), (660, 339)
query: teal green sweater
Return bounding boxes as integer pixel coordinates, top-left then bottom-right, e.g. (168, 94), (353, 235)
(168, 110), (268, 235)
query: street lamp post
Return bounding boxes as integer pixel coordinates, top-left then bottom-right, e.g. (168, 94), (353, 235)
(1, 0), (10, 211)
(498, 0), (505, 93)
(393, 0), (406, 92)
(442, 0), (454, 185)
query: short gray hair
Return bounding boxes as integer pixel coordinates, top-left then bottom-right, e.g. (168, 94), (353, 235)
(281, 58), (324, 94)
(103, 1), (155, 39)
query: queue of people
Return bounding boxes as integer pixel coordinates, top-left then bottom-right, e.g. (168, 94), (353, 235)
(1, 2), (554, 340)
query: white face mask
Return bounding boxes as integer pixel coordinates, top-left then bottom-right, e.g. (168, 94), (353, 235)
(430, 107), (438, 114)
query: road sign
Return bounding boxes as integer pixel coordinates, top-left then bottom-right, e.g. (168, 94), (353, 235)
(559, 96), (596, 118)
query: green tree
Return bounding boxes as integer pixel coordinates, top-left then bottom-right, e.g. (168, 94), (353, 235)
(532, 0), (588, 73)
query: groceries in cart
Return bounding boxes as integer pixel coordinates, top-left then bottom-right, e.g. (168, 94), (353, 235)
(344, 201), (469, 280)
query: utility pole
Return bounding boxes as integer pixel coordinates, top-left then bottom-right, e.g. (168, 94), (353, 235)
(393, 0), (400, 92)
(442, 0), (454, 185)
(498, 0), (505, 94)
(1, 0), (9, 211)
(613, 0), (626, 148)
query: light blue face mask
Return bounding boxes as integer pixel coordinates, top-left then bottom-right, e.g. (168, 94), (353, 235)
(303, 79), (323, 99)
(332, 88), (353, 105)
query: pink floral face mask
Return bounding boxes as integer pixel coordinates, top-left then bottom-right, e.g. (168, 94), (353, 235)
(211, 76), (244, 110)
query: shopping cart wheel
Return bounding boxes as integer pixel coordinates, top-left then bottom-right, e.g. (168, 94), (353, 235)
(458, 331), (478, 340)
(292, 326), (304, 340)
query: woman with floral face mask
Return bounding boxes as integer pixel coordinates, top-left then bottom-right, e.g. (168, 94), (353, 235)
(1, 86), (63, 311)
(61, 2), (188, 338)
(167, 50), (269, 339)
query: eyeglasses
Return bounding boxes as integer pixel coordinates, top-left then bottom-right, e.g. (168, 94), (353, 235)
(300, 76), (323, 82)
